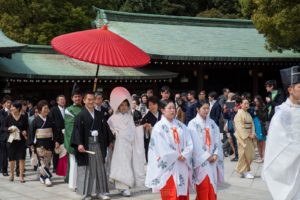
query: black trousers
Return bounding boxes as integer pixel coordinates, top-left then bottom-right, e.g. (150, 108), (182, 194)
(230, 131), (238, 159)
(0, 141), (8, 173)
(144, 138), (150, 163)
(52, 151), (58, 171)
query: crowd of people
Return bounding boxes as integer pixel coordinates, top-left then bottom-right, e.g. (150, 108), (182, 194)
(0, 66), (299, 200)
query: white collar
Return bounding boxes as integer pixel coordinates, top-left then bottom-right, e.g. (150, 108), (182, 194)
(196, 114), (208, 126)
(210, 100), (216, 105)
(161, 115), (176, 127)
(38, 114), (47, 121)
(151, 111), (159, 118)
(87, 108), (95, 119)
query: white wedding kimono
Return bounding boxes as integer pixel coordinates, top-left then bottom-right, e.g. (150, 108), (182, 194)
(107, 111), (146, 189)
(107, 87), (146, 189)
(145, 116), (193, 196)
(188, 114), (224, 193)
(262, 99), (300, 200)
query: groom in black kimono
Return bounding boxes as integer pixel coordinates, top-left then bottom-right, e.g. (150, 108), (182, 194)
(71, 91), (114, 200)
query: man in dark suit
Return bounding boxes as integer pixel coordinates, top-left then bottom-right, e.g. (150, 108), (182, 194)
(131, 99), (142, 126)
(0, 96), (11, 176)
(94, 92), (110, 121)
(49, 95), (66, 173)
(208, 91), (222, 127)
(265, 80), (285, 122)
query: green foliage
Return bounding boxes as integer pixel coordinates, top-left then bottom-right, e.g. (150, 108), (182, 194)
(0, 0), (246, 45)
(252, 0), (300, 52)
(197, 8), (240, 19)
(212, 0), (241, 14)
(120, 0), (149, 13)
(0, 0), (120, 44)
(197, 8), (225, 18)
(239, 0), (256, 19)
(197, 0), (241, 19)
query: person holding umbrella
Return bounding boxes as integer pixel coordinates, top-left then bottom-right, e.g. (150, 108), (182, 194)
(64, 84), (83, 191)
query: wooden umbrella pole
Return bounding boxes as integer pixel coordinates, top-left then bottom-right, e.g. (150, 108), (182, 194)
(93, 64), (100, 92)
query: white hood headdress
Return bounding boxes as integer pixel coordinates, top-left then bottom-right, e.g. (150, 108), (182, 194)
(110, 87), (133, 113)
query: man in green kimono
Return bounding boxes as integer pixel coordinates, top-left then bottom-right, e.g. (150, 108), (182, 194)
(64, 85), (83, 191)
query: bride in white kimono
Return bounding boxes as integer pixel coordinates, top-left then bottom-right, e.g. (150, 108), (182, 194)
(107, 87), (145, 197)
(145, 99), (193, 200)
(188, 101), (224, 200)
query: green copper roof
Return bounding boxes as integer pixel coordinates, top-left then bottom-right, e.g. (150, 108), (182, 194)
(94, 8), (300, 61)
(0, 30), (26, 57)
(0, 46), (177, 79)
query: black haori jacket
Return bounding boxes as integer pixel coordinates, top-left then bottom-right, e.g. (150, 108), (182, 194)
(71, 107), (114, 166)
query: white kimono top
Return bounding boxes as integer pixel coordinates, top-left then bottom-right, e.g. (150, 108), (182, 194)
(108, 111), (145, 187)
(145, 116), (193, 196)
(262, 99), (300, 200)
(188, 114), (224, 193)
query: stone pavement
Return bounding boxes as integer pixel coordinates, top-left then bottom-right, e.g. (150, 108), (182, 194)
(0, 155), (272, 200)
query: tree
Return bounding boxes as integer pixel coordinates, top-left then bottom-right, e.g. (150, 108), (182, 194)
(0, 0), (117, 44)
(212, 0), (241, 15)
(239, 0), (256, 19)
(252, 0), (300, 52)
(197, 0), (241, 19)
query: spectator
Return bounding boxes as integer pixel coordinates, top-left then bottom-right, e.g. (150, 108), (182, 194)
(265, 80), (285, 122)
(160, 85), (171, 102)
(146, 89), (154, 98)
(0, 95), (12, 176)
(198, 90), (207, 104)
(224, 94), (242, 161)
(218, 88), (230, 109)
(141, 96), (161, 162)
(132, 99), (143, 126)
(253, 95), (267, 163)
(185, 90), (198, 125)
(234, 99), (256, 179)
(94, 92), (110, 120)
(208, 91), (222, 127)
(4, 101), (28, 183)
(138, 93), (148, 117)
(176, 97), (186, 123)
(49, 95), (66, 173)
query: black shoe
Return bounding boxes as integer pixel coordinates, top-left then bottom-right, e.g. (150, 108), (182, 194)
(52, 169), (56, 173)
(231, 157), (238, 162)
(2, 172), (9, 176)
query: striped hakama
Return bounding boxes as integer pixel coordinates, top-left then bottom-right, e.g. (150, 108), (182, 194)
(77, 137), (108, 196)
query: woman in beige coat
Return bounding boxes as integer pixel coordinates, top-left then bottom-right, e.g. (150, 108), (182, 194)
(234, 99), (256, 179)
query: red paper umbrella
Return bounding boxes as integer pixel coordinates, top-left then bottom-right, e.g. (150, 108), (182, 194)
(51, 25), (150, 90)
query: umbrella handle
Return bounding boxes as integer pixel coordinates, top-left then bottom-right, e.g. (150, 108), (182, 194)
(93, 77), (98, 92)
(93, 64), (100, 92)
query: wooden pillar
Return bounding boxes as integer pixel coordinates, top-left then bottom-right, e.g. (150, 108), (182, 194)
(196, 67), (204, 92)
(252, 69), (258, 95)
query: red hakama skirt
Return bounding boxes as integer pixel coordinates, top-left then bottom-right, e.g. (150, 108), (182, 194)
(195, 175), (216, 200)
(56, 154), (68, 176)
(160, 176), (189, 200)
